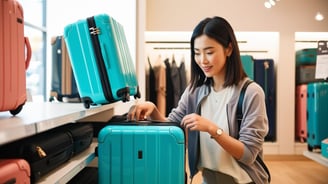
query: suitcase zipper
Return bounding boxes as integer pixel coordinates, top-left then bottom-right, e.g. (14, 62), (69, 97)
(36, 146), (47, 158)
(87, 17), (113, 102)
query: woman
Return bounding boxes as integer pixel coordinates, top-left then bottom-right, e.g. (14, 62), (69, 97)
(128, 16), (269, 184)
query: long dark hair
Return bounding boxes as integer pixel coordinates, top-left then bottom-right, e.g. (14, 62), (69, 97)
(189, 16), (246, 92)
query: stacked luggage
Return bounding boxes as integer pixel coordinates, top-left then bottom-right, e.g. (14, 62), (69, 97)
(240, 56), (276, 141)
(0, 123), (93, 183)
(295, 48), (324, 85)
(63, 14), (185, 183)
(295, 48), (319, 143)
(0, 0), (32, 115)
(295, 48), (321, 142)
(64, 14), (140, 109)
(295, 45), (328, 151)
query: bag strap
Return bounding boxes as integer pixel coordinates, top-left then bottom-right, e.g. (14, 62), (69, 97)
(236, 79), (253, 136)
(236, 79), (271, 183)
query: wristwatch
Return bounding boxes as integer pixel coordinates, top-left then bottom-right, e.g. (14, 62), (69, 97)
(211, 128), (223, 139)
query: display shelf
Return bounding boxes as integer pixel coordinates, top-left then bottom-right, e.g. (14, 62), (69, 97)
(36, 141), (98, 184)
(0, 102), (117, 146)
(0, 101), (134, 183)
(303, 150), (328, 167)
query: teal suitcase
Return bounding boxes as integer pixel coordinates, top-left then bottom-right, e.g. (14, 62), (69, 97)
(97, 122), (185, 184)
(64, 14), (140, 108)
(322, 138), (328, 158)
(307, 82), (328, 151)
(240, 55), (254, 80)
(295, 48), (317, 66)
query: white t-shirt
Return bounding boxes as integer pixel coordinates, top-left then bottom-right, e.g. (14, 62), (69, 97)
(199, 86), (252, 184)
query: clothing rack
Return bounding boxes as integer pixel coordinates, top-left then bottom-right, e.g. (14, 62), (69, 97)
(145, 41), (190, 44)
(295, 40), (320, 43)
(153, 47), (190, 50)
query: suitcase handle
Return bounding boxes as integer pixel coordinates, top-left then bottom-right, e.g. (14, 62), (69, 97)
(24, 37), (32, 69)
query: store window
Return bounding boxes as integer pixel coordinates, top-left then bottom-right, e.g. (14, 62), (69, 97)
(20, 0), (47, 102)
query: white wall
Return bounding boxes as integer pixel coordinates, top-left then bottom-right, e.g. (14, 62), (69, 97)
(146, 0), (328, 32)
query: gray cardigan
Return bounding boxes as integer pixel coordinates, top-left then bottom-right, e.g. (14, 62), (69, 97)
(167, 78), (270, 184)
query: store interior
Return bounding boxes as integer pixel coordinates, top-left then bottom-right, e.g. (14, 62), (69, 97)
(142, 0), (328, 155)
(1, 0), (328, 183)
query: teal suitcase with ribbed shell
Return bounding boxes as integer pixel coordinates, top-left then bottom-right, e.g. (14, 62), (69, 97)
(97, 122), (185, 184)
(64, 14), (140, 108)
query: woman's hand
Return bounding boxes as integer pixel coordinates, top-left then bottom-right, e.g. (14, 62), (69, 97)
(181, 113), (217, 134)
(127, 101), (156, 121)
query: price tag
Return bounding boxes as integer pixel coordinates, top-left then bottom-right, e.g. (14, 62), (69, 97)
(315, 40), (328, 80)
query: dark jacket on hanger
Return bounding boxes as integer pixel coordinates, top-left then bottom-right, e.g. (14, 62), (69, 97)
(147, 57), (156, 104)
(164, 58), (174, 116)
(170, 58), (181, 108)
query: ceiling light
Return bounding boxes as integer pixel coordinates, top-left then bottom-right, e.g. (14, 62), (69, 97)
(264, 0), (278, 9)
(264, 1), (272, 8)
(315, 12), (324, 21)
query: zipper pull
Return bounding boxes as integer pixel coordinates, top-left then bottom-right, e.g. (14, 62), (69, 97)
(89, 27), (100, 35)
(36, 146), (47, 158)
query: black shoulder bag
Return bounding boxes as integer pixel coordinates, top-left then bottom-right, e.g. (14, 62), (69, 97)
(237, 80), (271, 183)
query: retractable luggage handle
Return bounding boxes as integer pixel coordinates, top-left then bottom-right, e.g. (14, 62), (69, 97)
(24, 37), (32, 69)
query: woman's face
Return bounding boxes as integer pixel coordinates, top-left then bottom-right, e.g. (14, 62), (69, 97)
(194, 34), (232, 79)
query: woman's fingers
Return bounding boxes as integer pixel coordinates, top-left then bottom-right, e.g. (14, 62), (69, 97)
(127, 104), (148, 121)
(135, 107), (147, 120)
(182, 114), (206, 131)
(127, 105), (136, 120)
(182, 114), (195, 129)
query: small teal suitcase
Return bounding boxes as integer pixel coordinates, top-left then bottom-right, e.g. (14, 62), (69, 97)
(97, 122), (185, 184)
(295, 48), (317, 66)
(240, 55), (254, 80)
(321, 138), (328, 158)
(63, 14), (140, 108)
(307, 82), (328, 151)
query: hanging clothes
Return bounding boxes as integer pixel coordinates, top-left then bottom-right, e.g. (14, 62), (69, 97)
(153, 55), (166, 116)
(178, 59), (187, 96)
(170, 56), (181, 108)
(146, 56), (156, 104)
(164, 58), (174, 116)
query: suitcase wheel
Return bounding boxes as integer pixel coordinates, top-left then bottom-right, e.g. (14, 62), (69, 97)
(122, 93), (130, 102)
(49, 96), (55, 102)
(84, 101), (90, 109)
(134, 86), (141, 99)
(117, 87), (130, 102)
(308, 144), (313, 152)
(10, 103), (24, 116)
(82, 97), (92, 109)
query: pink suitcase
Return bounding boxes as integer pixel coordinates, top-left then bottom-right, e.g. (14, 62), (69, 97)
(295, 84), (307, 142)
(0, 0), (32, 115)
(0, 159), (30, 184)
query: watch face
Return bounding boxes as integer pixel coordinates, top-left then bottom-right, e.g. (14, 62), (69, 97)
(217, 128), (223, 135)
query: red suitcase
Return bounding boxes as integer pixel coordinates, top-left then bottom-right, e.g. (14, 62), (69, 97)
(295, 84), (307, 142)
(0, 159), (30, 184)
(0, 0), (32, 115)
